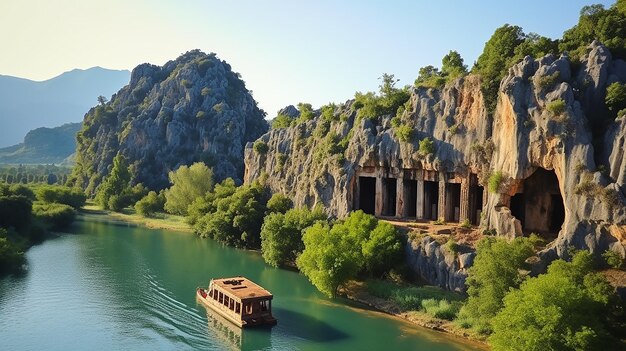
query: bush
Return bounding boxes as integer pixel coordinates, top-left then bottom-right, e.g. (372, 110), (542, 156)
(260, 207), (327, 267)
(253, 140), (269, 155)
(421, 298), (461, 320)
(135, 191), (165, 217)
(394, 124), (414, 142)
(271, 114), (293, 129)
(0, 195), (32, 231)
(547, 99), (566, 117)
(32, 202), (76, 230)
(35, 185), (86, 209)
(0, 231), (25, 275)
(607, 82), (626, 115)
(488, 171), (503, 193)
(194, 181), (269, 248)
(460, 236), (536, 331)
(164, 162), (214, 215)
(297, 211), (403, 297)
(460, 218), (472, 229)
(534, 71), (560, 89)
(602, 249), (624, 269)
(266, 193), (293, 214)
(445, 238), (459, 255)
(418, 137), (435, 156)
(490, 251), (616, 351)
(95, 154), (131, 211)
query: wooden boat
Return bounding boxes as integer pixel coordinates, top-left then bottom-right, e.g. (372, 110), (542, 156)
(196, 276), (277, 328)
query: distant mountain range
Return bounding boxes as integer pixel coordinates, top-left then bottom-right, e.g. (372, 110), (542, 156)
(0, 122), (82, 165)
(0, 67), (130, 147)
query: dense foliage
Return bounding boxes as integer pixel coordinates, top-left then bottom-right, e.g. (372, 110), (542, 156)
(135, 191), (165, 217)
(354, 73), (410, 121)
(415, 51), (468, 89)
(296, 211), (403, 297)
(459, 236), (536, 332)
(265, 193), (293, 214)
(163, 162), (214, 215)
(490, 251), (617, 351)
(260, 206), (327, 267)
(193, 180), (269, 248)
(32, 202), (76, 231)
(35, 185), (86, 209)
(95, 154), (133, 211)
(0, 229), (25, 275)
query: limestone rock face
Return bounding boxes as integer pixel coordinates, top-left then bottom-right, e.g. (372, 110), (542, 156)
(72, 50), (268, 191)
(405, 236), (471, 293)
(245, 42), (626, 286)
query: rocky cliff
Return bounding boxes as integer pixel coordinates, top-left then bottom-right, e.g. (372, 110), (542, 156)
(71, 50), (268, 192)
(244, 41), (626, 270)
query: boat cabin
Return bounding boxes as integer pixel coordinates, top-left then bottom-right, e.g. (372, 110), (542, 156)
(197, 276), (277, 328)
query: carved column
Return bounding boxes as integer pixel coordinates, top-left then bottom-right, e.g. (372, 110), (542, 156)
(396, 175), (405, 218)
(460, 178), (470, 223)
(438, 180), (446, 222)
(416, 179), (424, 220)
(375, 171), (384, 216)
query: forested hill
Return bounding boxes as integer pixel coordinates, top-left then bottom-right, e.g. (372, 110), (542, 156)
(69, 50), (268, 193)
(0, 123), (81, 165)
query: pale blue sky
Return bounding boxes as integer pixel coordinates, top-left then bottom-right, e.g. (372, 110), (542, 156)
(0, 0), (615, 116)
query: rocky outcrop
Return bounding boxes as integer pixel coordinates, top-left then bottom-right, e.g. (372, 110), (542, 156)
(71, 50), (268, 192)
(245, 41), (626, 282)
(405, 236), (474, 293)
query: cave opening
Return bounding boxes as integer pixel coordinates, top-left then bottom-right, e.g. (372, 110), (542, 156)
(445, 183), (461, 222)
(383, 178), (397, 216)
(423, 181), (439, 220)
(471, 185), (484, 225)
(404, 179), (417, 218)
(510, 168), (564, 239)
(358, 176), (376, 215)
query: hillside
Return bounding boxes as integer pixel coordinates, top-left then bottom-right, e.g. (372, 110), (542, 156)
(69, 50), (268, 193)
(0, 122), (81, 164)
(0, 67), (130, 147)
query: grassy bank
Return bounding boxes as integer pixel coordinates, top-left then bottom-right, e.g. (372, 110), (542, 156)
(80, 202), (192, 233)
(340, 279), (488, 347)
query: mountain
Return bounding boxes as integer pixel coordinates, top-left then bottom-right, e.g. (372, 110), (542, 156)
(0, 67), (130, 147)
(69, 50), (268, 193)
(0, 122), (81, 164)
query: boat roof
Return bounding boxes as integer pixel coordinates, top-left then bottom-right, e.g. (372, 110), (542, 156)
(211, 277), (273, 300)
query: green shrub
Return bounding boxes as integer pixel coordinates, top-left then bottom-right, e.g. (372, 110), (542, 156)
(421, 298), (461, 320)
(195, 111), (206, 119)
(32, 202), (76, 230)
(212, 102), (225, 113)
(266, 193), (293, 214)
(418, 137), (435, 156)
(253, 140), (269, 154)
(460, 218), (472, 229)
(607, 82), (626, 113)
(134, 191), (165, 217)
(0, 195), (32, 231)
(534, 71), (560, 89)
(546, 99), (566, 117)
(0, 231), (25, 275)
(445, 238), (459, 255)
(164, 162), (214, 215)
(488, 171), (503, 193)
(433, 217), (445, 225)
(271, 114), (294, 129)
(490, 251), (615, 351)
(602, 249), (624, 269)
(35, 185), (86, 209)
(395, 124), (414, 142)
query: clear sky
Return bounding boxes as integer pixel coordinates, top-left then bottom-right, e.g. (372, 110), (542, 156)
(0, 0), (616, 116)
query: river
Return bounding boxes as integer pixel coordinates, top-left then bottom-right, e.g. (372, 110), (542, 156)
(0, 217), (481, 350)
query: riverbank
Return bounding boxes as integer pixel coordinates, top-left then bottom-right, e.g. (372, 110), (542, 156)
(339, 281), (488, 349)
(81, 206), (486, 348)
(80, 204), (192, 233)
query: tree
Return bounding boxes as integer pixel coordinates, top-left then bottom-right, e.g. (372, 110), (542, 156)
(266, 193), (293, 214)
(415, 65), (445, 89)
(489, 251), (616, 351)
(605, 82), (626, 115)
(296, 210), (403, 297)
(164, 162), (214, 215)
(97, 95), (108, 106)
(0, 195), (32, 231)
(35, 185), (86, 209)
(0, 229), (25, 275)
(441, 50), (468, 82)
(135, 191), (165, 217)
(473, 24), (526, 114)
(460, 236), (536, 332)
(95, 154), (132, 211)
(260, 206), (326, 267)
(296, 222), (361, 297)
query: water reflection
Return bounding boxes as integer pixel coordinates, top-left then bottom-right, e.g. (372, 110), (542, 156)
(198, 299), (272, 350)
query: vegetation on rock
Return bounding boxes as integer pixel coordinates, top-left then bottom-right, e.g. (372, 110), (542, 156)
(163, 162), (214, 215)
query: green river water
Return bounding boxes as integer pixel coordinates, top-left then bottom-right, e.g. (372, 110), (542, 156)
(0, 217), (482, 350)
